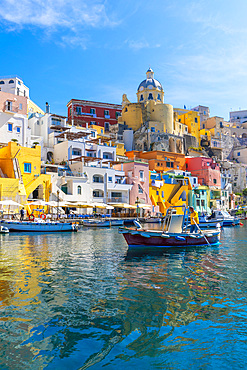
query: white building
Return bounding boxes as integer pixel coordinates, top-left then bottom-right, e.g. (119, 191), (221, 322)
(0, 76), (29, 98)
(230, 109), (247, 125)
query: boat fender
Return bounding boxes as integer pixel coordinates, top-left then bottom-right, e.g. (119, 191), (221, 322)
(40, 213), (46, 220)
(29, 214), (35, 221)
(175, 236), (186, 241)
(140, 232), (151, 238)
(161, 233), (170, 238)
(240, 222), (243, 226)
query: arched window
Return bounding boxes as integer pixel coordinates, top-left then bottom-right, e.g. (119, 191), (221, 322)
(0, 81), (5, 84)
(125, 107), (128, 112)
(148, 93), (153, 100)
(140, 94), (144, 101)
(9, 80), (14, 84)
(77, 185), (81, 195)
(93, 175), (103, 183)
(157, 94), (161, 100)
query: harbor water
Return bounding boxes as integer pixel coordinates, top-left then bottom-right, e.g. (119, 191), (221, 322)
(0, 224), (246, 369)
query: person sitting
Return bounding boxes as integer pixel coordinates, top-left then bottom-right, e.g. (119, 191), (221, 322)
(189, 206), (199, 233)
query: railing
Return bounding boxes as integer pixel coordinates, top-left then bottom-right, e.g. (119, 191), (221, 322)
(57, 169), (87, 178)
(108, 196), (128, 203)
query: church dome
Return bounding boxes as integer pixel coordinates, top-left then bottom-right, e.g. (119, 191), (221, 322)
(137, 68), (163, 92)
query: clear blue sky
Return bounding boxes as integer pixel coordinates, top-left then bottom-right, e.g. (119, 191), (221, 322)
(1, 0), (247, 120)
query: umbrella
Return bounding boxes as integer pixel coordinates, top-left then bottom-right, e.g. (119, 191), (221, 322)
(27, 200), (49, 206)
(0, 200), (23, 207)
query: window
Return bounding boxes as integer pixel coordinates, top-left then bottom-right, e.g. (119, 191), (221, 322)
(140, 94), (144, 101)
(116, 111), (121, 118)
(6, 101), (12, 111)
(238, 152), (240, 156)
(166, 162), (171, 167)
(162, 191), (164, 198)
(91, 131), (95, 137)
(108, 176), (112, 183)
(139, 170), (144, 181)
(19, 103), (22, 110)
(18, 80), (21, 85)
(104, 110), (109, 116)
(90, 108), (95, 114)
(157, 94), (161, 100)
(17, 87), (20, 96)
(93, 175), (103, 183)
(157, 162), (160, 166)
(72, 149), (81, 156)
(138, 184), (143, 194)
(213, 179), (217, 184)
(148, 93), (153, 100)
(156, 190), (159, 195)
(196, 200), (200, 206)
(195, 117), (198, 123)
(125, 107), (128, 112)
(77, 185), (81, 195)
(104, 122), (109, 132)
(151, 127), (155, 132)
(24, 90), (26, 97)
(171, 162), (174, 168)
(0, 81), (5, 84)
(8, 123), (12, 131)
(9, 79), (14, 84)
(24, 163), (31, 173)
(201, 200), (205, 207)
(76, 107), (82, 115)
(16, 127), (20, 133)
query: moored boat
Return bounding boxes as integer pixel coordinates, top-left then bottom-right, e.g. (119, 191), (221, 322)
(119, 206), (221, 249)
(0, 220), (77, 232)
(0, 225), (9, 234)
(83, 219), (110, 227)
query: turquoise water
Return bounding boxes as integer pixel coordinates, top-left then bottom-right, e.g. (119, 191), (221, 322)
(0, 224), (246, 369)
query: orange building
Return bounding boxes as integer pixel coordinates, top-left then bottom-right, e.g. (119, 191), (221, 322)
(125, 150), (186, 172)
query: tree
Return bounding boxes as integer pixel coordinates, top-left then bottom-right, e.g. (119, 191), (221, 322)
(243, 188), (247, 196)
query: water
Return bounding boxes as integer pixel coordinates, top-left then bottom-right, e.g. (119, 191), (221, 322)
(0, 224), (246, 369)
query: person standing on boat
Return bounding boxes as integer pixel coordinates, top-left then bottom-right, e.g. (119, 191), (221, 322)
(20, 207), (25, 221)
(189, 206), (199, 233)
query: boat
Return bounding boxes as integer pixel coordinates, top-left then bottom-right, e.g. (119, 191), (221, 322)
(83, 219), (110, 227)
(119, 206), (221, 249)
(0, 225), (9, 233)
(0, 219), (77, 232)
(83, 219), (124, 227)
(142, 217), (162, 224)
(207, 210), (240, 227)
(197, 215), (223, 229)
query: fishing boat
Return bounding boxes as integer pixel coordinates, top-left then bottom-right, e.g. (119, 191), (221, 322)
(110, 219), (124, 226)
(119, 206), (221, 249)
(0, 219), (77, 232)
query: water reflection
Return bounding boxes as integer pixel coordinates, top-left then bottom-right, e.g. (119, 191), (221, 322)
(0, 226), (246, 369)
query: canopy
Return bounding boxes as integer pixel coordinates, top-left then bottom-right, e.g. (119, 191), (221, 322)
(0, 200), (23, 207)
(110, 203), (136, 209)
(137, 204), (152, 209)
(27, 200), (49, 206)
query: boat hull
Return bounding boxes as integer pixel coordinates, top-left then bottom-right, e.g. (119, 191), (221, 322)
(83, 220), (110, 227)
(1, 220), (77, 232)
(120, 228), (220, 248)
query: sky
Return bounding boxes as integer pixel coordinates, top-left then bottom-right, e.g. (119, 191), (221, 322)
(1, 0), (247, 120)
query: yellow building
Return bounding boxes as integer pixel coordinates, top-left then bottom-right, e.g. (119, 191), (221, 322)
(149, 171), (192, 215)
(0, 142), (51, 206)
(118, 68), (174, 134)
(177, 110), (201, 145)
(28, 99), (45, 116)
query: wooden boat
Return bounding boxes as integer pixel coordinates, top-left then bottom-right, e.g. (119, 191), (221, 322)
(0, 220), (77, 232)
(119, 206), (221, 249)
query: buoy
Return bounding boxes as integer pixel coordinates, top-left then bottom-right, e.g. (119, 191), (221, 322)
(240, 222), (244, 226)
(40, 213), (46, 220)
(29, 214), (35, 221)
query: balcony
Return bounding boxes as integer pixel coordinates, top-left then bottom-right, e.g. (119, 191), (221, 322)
(108, 196), (128, 203)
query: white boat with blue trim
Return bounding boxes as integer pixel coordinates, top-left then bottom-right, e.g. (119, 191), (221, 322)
(0, 219), (77, 232)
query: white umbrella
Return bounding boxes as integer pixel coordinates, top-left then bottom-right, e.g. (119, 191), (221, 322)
(27, 200), (48, 206)
(0, 200), (23, 207)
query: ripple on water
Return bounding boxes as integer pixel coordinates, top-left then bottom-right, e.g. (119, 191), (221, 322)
(0, 226), (246, 369)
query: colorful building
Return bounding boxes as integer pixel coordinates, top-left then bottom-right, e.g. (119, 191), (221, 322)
(0, 142), (51, 205)
(67, 99), (121, 132)
(125, 150), (186, 172)
(186, 157), (221, 188)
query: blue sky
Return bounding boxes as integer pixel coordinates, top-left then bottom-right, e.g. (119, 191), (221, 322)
(1, 0), (247, 120)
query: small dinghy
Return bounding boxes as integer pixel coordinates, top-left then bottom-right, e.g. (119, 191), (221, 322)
(0, 225), (9, 234)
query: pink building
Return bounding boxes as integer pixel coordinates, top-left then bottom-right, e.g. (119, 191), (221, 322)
(186, 157), (221, 188)
(0, 91), (27, 115)
(114, 160), (152, 207)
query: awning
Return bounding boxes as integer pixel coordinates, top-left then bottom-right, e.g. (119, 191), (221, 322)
(110, 203), (136, 209)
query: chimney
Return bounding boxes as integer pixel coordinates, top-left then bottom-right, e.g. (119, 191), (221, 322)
(46, 102), (50, 114)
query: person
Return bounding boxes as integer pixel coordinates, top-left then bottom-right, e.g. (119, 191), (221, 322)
(20, 207), (25, 221)
(189, 206), (199, 233)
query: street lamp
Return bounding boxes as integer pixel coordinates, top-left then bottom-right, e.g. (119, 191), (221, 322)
(135, 196), (140, 219)
(57, 190), (59, 220)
